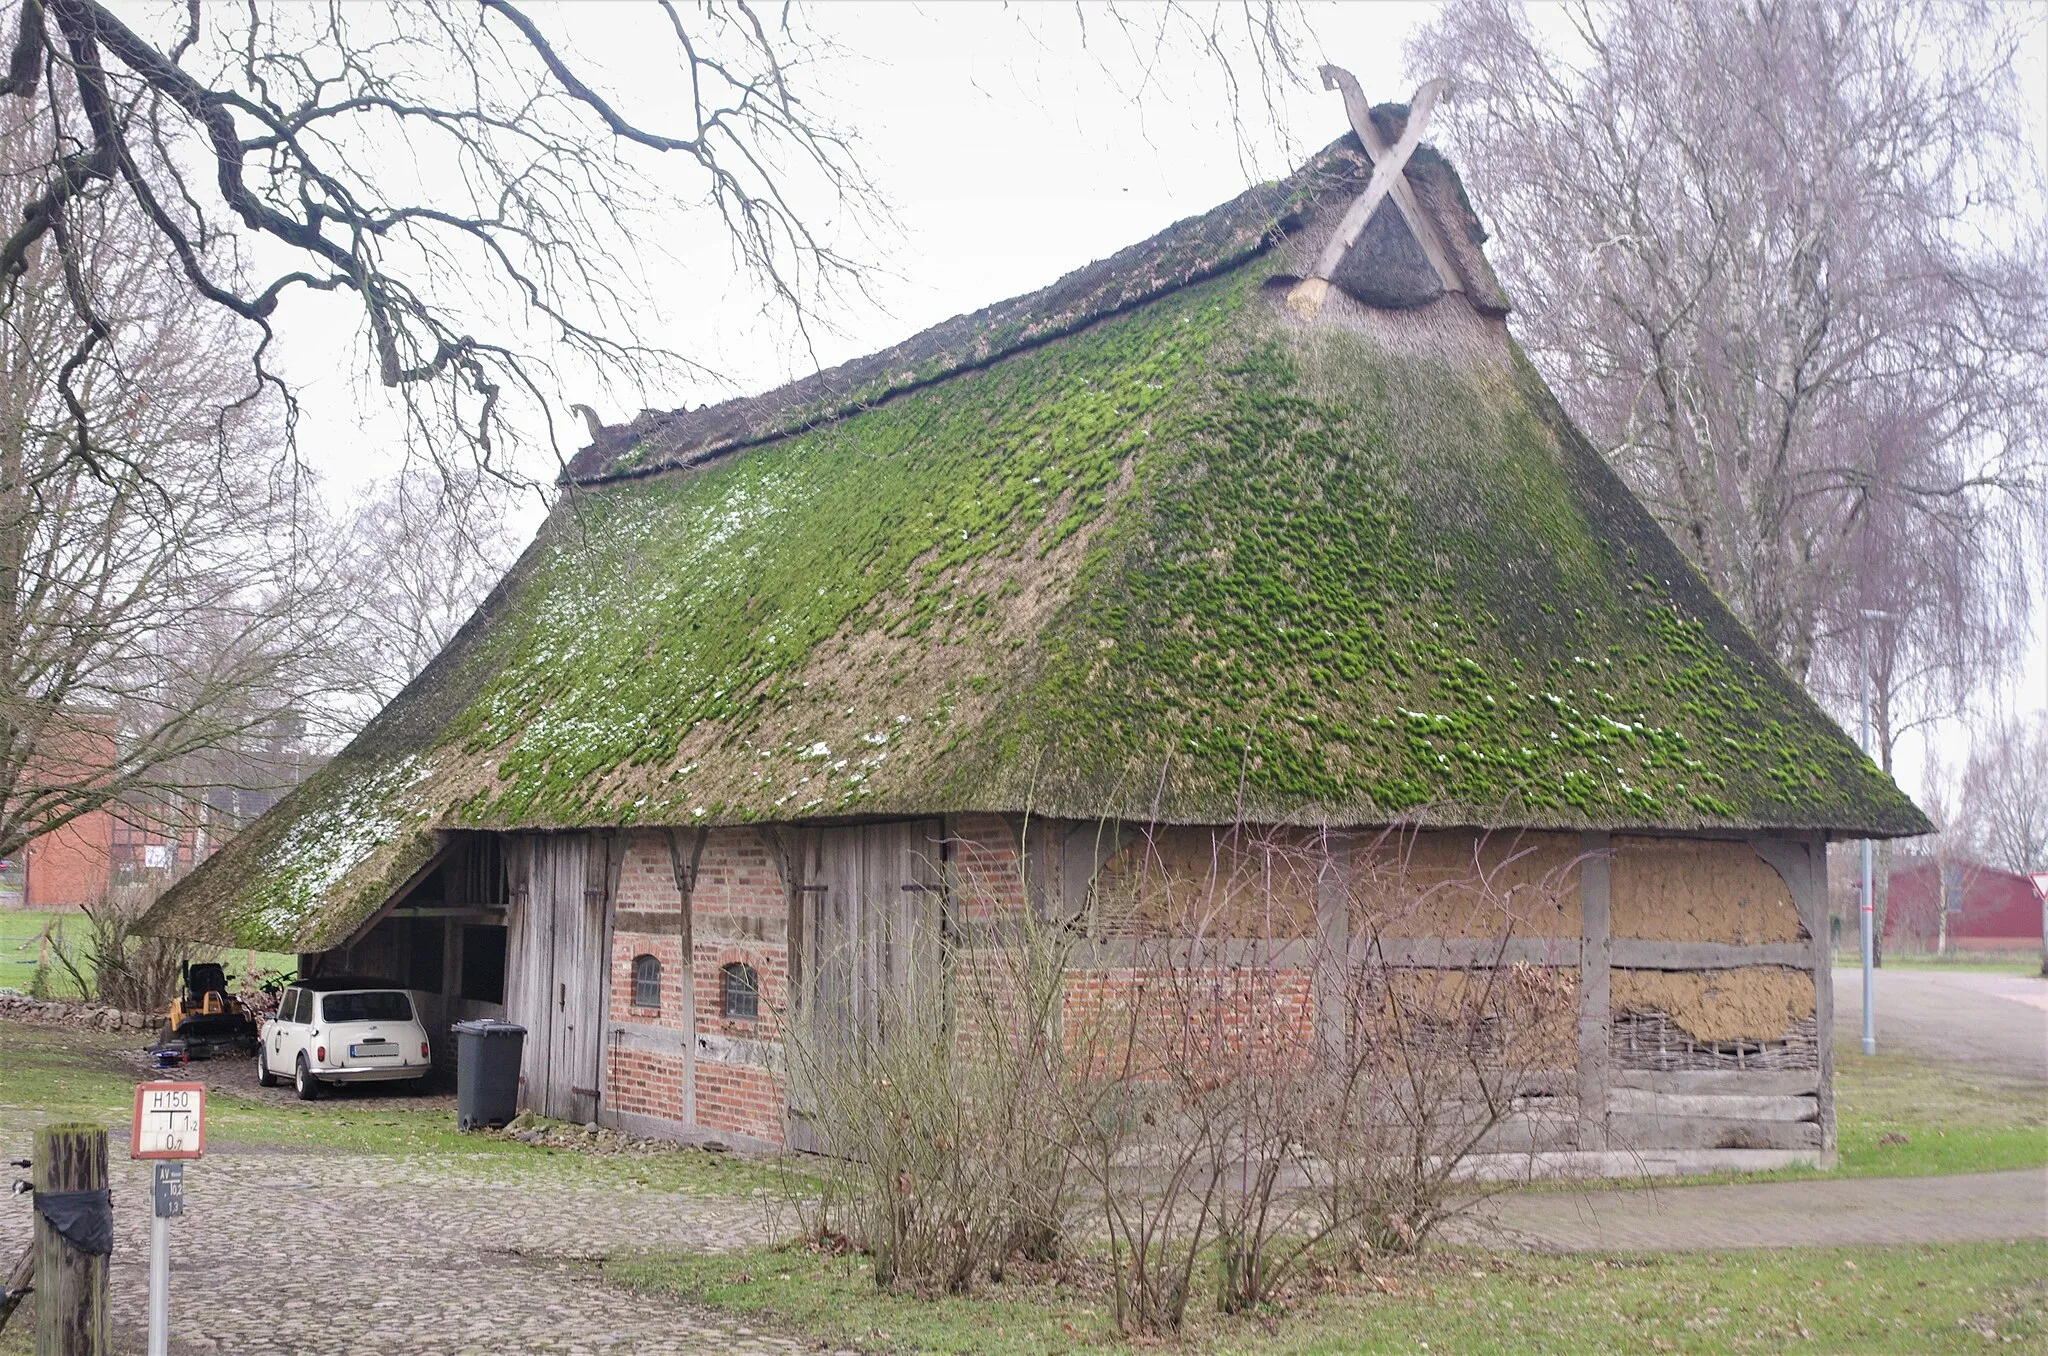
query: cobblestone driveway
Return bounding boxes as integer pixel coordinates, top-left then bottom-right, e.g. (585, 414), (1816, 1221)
(2, 1133), (801, 1355)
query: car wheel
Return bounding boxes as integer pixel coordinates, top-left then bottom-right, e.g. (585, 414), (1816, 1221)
(257, 1047), (281, 1088)
(293, 1053), (320, 1101)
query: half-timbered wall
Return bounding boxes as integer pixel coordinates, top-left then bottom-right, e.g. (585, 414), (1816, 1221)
(687, 829), (790, 1142)
(344, 817), (1833, 1176)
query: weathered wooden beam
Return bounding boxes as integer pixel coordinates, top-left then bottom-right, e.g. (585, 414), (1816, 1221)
(34, 1122), (109, 1356)
(1607, 940), (1812, 969)
(1578, 833), (1612, 1151)
(1610, 1069), (1820, 1096)
(614, 909), (685, 936)
(1608, 1087), (1818, 1122)
(1314, 832), (1351, 1053)
(1367, 936), (1582, 966)
(1607, 1113), (1824, 1153)
(1473, 1114), (1583, 1155)
(1068, 938), (1316, 970)
(1749, 833), (1834, 1151)
(607, 1021), (691, 1056)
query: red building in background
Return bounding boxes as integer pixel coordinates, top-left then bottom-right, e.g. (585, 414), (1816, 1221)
(22, 808), (114, 910)
(5, 713), (294, 912)
(1885, 860), (2048, 953)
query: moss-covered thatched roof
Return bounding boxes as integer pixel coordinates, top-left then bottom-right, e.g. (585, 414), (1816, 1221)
(141, 132), (1926, 951)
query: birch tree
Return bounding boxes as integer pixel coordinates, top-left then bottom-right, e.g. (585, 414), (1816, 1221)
(1962, 714), (2048, 876)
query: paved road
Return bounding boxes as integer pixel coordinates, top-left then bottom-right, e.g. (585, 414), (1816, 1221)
(1479, 1168), (2048, 1253)
(1831, 965), (2048, 1083)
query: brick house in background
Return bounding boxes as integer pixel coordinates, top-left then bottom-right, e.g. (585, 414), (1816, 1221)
(1885, 860), (2047, 954)
(143, 98), (1925, 1173)
(11, 717), (314, 911)
(22, 807), (113, 910)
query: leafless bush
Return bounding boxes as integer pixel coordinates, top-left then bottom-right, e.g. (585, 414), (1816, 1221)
(782, 855), (1079, 1294)
(44, 883), (191, 1014)
(1310, 832), (1582, 1262)
(778, 818), (1581, 1329)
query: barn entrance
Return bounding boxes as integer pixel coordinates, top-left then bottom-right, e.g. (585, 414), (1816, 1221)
(786, 819), (946, 1152)
(505, 833), (617, 1123)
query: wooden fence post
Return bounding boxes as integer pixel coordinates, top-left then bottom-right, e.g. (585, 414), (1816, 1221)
(33, 1122), (109, 1356)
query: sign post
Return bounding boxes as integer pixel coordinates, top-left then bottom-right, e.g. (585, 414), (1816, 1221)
(131, 1083), (204, 1356)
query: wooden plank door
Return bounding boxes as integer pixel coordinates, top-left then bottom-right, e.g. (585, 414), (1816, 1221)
(786, 820), (944, 1152)
(505, 834), (614, 1122)
(553, 835), (613, 1124)
(503, 835), (554, 1114)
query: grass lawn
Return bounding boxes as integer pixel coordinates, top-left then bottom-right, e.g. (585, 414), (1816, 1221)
(1828, 1048), (2047, 1178)
(1832, 950), (2045, 975)
(0, 906), (295, 999)
(609, 1239), (2048, 1354)
(0, 1018), (792, 1196)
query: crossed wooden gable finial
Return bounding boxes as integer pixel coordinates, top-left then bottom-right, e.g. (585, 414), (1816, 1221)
(1288, 67), (1460, 320)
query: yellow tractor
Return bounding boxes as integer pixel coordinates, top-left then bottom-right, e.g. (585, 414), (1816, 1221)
(161, 961), (261, 1060)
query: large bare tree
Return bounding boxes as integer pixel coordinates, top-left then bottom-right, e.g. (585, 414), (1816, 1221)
(0, 0), (883, 472)
(319, 465), (518, 732)
(1410, 0), (2047, 767)
(0, 1), (1312, 479)
(0, 96), (336, 860)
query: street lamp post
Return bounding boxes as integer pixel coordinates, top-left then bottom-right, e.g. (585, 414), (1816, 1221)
(1858, 608), (1893, 1057)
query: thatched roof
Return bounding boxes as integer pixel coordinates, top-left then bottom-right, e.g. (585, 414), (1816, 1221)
(141, 127), (1926, 951)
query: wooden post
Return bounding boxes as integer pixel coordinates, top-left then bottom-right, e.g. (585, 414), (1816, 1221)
(33, 1122), (110, 1356)
(1576, 833), (1612, 1151)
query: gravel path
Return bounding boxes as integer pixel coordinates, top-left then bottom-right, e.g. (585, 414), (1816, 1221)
(1472, 1168), (2048, 1253)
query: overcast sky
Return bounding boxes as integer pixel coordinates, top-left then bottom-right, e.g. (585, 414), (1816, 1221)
(276, 0), (2047, 805)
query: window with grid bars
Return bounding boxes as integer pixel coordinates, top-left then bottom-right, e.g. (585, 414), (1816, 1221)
(720, 962), (758, 1021)
(631, 954), (661, 1010)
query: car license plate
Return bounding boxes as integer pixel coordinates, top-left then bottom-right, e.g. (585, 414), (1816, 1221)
(351, 1042), (397, 1057)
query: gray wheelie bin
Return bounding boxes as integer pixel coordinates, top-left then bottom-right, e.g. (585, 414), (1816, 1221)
(452, 1019), (526, 1130)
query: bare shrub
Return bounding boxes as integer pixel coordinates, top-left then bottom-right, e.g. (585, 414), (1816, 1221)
(777, 817), (1581, 1327)
(782, 850), (1079, 1294)
(1310, 830), (1583, 1261)
(44, 883), (191, 1013)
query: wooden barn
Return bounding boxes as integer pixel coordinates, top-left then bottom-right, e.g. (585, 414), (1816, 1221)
(1885, 860), (2046, 955)
(142, 88), (1926, 1174)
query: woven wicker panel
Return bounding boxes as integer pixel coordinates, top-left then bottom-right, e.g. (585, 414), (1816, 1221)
(1611, 1009), (1820, 1072)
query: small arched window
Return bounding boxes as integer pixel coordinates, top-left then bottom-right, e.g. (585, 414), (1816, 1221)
(720, 961), (759, 1021)
(631, 954), (661, 1010)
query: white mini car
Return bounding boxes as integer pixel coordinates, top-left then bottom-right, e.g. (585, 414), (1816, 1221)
(258, 978), (433, 1099)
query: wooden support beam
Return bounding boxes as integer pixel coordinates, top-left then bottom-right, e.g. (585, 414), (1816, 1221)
(1610, 1069), (1819, 1096)
(1607, 940), (1812, 969)
(1577, 832), (1612, 1151)
(1750, 834), (1835, 1152)
(1608, 1087), (1818, 1122)
(1370, 936), (1582, 967)
(1315, 831), (1350, 1053)
(1607, 1113), (1824, 1153)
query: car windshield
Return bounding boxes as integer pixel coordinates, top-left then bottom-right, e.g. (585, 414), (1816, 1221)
(320, 991), (413, 1024)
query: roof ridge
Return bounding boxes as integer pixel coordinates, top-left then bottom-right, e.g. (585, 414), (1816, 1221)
(561, 140), (1388, 486)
